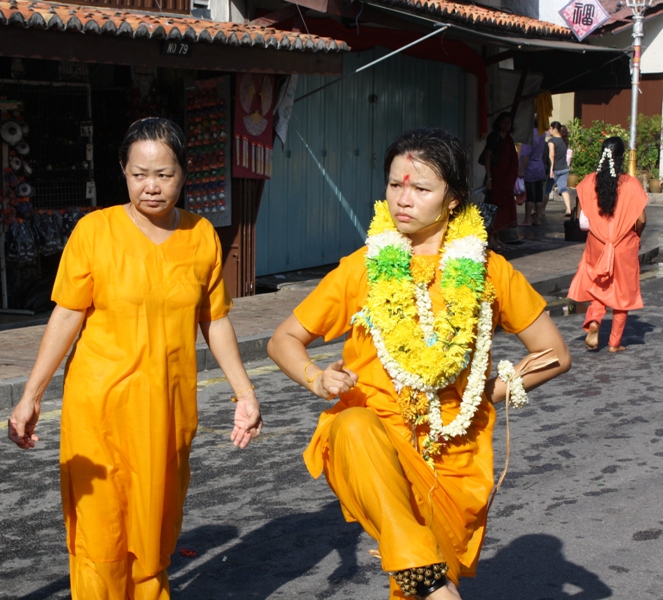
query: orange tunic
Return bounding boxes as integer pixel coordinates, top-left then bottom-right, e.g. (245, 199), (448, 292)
(568, 173), (647, 310)
(294, 248), (545, 577)
(52, 206), (231, 576)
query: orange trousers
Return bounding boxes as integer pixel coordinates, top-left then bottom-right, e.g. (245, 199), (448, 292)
(584, 300), (628, 348)
(69, 553), (170, 600)
(326, 407), (457, 595)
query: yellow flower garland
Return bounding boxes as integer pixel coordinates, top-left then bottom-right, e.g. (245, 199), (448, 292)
(354, 201), (496, 459)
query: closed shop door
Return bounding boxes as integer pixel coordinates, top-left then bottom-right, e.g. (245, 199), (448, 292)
(257, 49), (465, 276)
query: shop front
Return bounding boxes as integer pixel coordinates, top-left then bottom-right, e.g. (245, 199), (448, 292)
(0, 0), (346, 319)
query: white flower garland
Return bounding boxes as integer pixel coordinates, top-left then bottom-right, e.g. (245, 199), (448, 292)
(497, 360), (529, 408)
(597, 147), (617, 178)
(432, 301), (494, 440)
(414, 282), (436, 345)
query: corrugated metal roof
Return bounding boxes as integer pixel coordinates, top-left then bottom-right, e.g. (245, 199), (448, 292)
(368, 0), (573, 39)
(0, 0), (349, 52)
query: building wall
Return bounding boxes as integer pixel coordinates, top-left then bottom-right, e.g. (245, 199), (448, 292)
(552, 92), (575, 125)
(538, 0), (570, 27)
(256, 49), (466, 276)
(576, 78), (663, 128)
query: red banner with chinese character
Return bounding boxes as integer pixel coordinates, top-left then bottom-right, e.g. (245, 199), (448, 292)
(233, 73), (274, 179)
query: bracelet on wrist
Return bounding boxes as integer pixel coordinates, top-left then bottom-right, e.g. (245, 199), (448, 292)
(308, 370), (323, 391)
(304, 360), (324, 391)
(230, 384), (255, 403)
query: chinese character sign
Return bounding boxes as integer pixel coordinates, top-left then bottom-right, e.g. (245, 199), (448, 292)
(233, 73), (274, 179)
(560, 0), (610, 41)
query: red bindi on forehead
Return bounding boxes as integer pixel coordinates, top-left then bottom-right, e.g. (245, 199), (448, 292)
(403, 174), (410, 183)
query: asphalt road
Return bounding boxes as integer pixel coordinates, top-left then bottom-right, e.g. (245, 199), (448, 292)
(2, 270), (663, 599)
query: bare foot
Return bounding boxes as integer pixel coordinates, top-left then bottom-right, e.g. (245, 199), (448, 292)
(585, 321), (599, 350)
(608, 345), (626, 353)
(428, 581), (462, 600)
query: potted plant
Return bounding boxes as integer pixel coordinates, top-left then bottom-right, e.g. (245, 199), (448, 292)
(650, 168), (661, 193)
(567, 172), (580, 188)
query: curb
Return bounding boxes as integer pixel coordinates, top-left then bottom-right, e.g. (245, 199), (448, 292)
(0, 332), (337, 410)
(1, 245), (659, 410)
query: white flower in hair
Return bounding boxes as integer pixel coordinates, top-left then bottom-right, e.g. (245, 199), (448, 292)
(597, 147), (617, 178)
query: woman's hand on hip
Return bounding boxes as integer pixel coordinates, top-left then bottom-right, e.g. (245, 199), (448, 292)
(231, 396), (263, 449)
(311, 359), (358, 400)
(8, 396), (41, 449)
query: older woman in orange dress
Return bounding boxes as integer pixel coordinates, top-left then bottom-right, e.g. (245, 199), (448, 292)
(569, 136), (647, 352)
(268, 129), (571, 599)
(8, 118), (262, 599)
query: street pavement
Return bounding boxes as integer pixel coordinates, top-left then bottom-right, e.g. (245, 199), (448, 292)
(2, 268), (663, 599)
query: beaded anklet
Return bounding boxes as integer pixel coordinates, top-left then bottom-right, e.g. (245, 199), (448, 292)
(391, 562), (448, 598)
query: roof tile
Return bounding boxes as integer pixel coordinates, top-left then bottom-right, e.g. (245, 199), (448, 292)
(0, 0), (349, 52)
(371, 0), (572, 38)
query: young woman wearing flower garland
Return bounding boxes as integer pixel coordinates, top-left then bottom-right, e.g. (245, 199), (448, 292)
(568, 136), (647, 352)
(268, 129), (571, 599)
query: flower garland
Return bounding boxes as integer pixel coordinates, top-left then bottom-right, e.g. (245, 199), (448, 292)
(597, 147), (617, 178)
(353, 201), (498, 463)
(497, 361), (528, 408)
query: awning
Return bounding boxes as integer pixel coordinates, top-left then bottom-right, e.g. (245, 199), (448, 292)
(364, 0), (631, 91)
(0, 0), (348, 74)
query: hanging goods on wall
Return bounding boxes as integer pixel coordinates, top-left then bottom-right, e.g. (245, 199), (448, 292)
(16, 182), (33, 197)
(15, 141), (30, 156)
(185, 76), (232, 228)
(1, 120), (22, 145)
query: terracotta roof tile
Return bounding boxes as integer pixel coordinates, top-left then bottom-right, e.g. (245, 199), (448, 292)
(0, 0), (349, 52)
(370, 0), (573, 39)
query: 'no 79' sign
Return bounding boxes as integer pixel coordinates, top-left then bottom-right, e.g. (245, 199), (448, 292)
(559, 0), (611, 41)
(161, 41), (193, 58)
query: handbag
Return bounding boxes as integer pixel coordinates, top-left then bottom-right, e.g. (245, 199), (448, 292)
(478, 201), (498, 232)
(514, 177), (526, 205)
(563, 204), (588, 242)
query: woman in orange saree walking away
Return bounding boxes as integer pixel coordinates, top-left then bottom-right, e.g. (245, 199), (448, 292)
(268, 129), (571, 599)
(8, 118), (262, 599)
(569, 136), (647, 352)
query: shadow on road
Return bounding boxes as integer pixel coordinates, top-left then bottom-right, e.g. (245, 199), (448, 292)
(461, 534), (612, 599)
(572, 314), (656, 352)
(169, 501), (366, 598)
(19, 576), (70, 600)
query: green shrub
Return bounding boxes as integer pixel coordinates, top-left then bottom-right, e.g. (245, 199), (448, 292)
(635, 113), (662, 173)
(567, 119), (629, 179)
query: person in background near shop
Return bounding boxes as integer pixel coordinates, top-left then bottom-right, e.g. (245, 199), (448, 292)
(483, 112), (519, 251)
(548, 121), (573, 217)
(568, 136), (647, 353)
(268, 128), (571, 600)
(518, 118), (547, 226)
(7, 117), (262, 599)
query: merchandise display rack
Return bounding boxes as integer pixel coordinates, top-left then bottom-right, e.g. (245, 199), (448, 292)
(184, 76), (232, 228)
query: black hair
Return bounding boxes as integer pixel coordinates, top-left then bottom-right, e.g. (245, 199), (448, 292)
(560, 125), (569, 146)
(550, 121), (562, 132)
(119, 117), (187, 172)
(595, 136), (625, 218)
(383, 128), (472, 214)
(493, 112), (514, 134)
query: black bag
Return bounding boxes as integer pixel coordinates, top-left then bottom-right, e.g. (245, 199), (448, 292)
(478, 202), (498, 232)
(564, 204), (588, 242)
